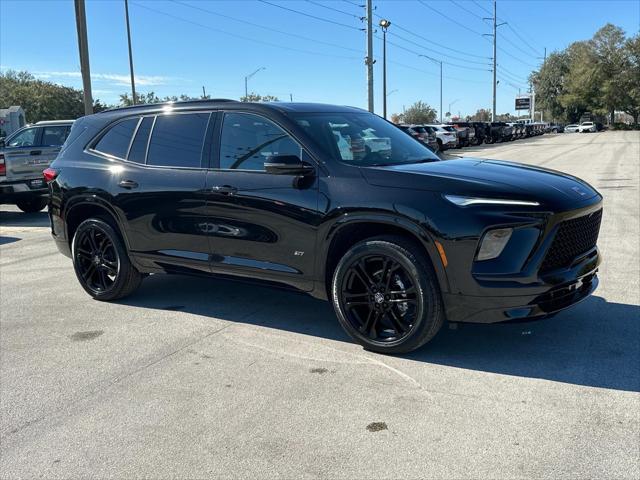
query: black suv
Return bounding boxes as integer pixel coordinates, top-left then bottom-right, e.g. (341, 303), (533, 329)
(47, 101), (603, 353)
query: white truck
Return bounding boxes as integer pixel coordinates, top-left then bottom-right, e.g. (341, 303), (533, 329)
(0, 120), (73, 212)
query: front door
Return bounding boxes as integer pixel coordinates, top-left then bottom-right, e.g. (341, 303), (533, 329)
(205, 111), (321, 291)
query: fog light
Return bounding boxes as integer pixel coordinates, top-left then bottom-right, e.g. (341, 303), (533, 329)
(476, 228), (513, 261)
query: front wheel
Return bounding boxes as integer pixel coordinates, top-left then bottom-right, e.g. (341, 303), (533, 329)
(331, 236), (444, 354)
(72, 218), (143, 301)
(16, 197), (47, 213)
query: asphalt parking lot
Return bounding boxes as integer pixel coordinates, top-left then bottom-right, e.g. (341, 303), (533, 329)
(1, 130), (639, 479)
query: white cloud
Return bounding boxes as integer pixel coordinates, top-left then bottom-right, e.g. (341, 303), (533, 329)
(28, 70), (171, 86)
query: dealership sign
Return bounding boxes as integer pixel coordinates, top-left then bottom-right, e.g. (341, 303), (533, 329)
(515, 95), (531, 110)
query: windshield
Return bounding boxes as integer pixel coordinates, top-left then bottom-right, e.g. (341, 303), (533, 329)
(293, 112), (439, 166)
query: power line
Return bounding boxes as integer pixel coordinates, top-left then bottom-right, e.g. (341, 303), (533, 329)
(450, 0), (485, 21)
(388, 30), (492, 65)
(498, 31), (540, 62)
(171, 0), (363, 55)
(383, 36), (492, 72)
(505, 24), (543, 57)
(471, 0), (492, 16)
(498, 65), (529, 83)
(305, 0), (361, 19)
(132, 2), (360, 60)
(470, 0), (542, 56)
(258, 0), (364, 32)
(418, 0), (484, 37)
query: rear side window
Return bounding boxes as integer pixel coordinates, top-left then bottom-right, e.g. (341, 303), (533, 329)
(94, 118), (139, 159)
(128, 117), (154, 164)
(42, 126), (71, 146)
(147, 113), (209, 168)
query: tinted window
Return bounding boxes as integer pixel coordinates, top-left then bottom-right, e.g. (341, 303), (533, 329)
(94, 118), (139, 159)
(220, 113), (300, 171)
(128, 116), (153, 164)
(41, 126), (71, 146)
(7, 127), (38, 147)
(147, 113), (209, 168)
(294, 112), (438, 166)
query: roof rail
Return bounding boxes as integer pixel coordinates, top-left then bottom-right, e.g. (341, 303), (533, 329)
(99, 98), (237, 113)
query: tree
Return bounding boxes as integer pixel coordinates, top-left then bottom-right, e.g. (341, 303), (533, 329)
(240, 92), (279, 102)
(530, 51), (570, 122)
(390, 113), (403, 124)
(620, 35), (640, 123)
(396, 101), (437, 124)
(467, 108), (491, 122)
(0, 70), (107, 122)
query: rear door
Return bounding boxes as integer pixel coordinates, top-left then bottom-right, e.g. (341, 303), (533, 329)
(39, 124), (71, 166)
(2, 126), (47, 182)
(109, 112), (213, 274)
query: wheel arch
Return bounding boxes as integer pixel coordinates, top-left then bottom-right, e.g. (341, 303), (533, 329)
(64, 197), (130, 250)
(317, 215), (450, 300)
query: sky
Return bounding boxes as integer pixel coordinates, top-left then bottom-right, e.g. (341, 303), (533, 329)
(1, 0), (639, 118)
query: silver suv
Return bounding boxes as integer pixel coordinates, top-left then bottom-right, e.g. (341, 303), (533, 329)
(0, 120), (73, 212)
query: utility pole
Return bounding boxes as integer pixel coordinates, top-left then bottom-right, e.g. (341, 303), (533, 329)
(484, 1), (505, 122)
(366, 0), (374, 113)
(124, 0), (136, 105)
(380, 19), (391, 119)
(74, 0), (93, 115)
(492, 1), (497, 121)
(202, 86), (206, 98)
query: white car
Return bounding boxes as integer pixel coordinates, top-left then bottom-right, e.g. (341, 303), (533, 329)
(578, 121), (597, 133)
(425, 124), (457, 150)
(565, 124), (580, 133)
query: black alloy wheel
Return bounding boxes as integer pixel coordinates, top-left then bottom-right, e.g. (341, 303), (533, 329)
(332, 236), (444, 353)
(75, 224), (119, 294)
(72, 218), (143, 300)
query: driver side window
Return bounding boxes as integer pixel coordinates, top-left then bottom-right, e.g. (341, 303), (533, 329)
(219, 112), (300, 171)
(8, 127), (38, 147)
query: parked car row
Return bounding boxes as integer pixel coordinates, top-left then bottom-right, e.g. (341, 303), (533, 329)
(565, 121), (603, 133)
(396, 121), (548, 152)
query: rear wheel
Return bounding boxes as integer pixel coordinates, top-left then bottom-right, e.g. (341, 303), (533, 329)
(16, 197), (47, 213)
(72, 218), (143, 301)
(331, 236), (444, 354)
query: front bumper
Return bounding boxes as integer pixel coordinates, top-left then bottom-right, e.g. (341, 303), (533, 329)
(443, 250), (600, 323)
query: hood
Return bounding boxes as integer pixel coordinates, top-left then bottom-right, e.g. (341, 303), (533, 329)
(361, 158), (601, 210)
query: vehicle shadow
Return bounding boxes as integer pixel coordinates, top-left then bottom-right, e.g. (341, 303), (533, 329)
(0, 209), (49, 228)
(119, 274), (639, 393)
(0, 236), (21, 246)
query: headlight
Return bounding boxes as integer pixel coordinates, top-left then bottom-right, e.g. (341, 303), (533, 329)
(476, 228), (513, 261)
(444, 195), (540, 207)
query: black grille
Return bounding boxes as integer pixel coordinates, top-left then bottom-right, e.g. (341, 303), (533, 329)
(540, 209), (602, 272)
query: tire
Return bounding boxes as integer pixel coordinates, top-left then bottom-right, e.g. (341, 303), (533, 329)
(16, 197), (47, 213)
(72, 218), (143, 301)
(331, 235), (444, 354)
(436, 139), (443, 151)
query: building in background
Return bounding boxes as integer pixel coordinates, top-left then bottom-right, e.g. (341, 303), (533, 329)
(0, 106), (26, 138)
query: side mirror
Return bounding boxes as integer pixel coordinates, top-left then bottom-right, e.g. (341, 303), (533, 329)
(264, 154), (314, 176)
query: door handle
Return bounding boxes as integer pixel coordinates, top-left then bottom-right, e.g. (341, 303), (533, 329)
(210, 185), (237, 195)
(30, 150), (42, 155)
(118, 179), (139, 189)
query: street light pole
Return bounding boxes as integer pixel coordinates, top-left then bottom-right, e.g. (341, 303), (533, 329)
(124, 0), (136, 105)
(244, 67), (265, 100)
(74, 0), (93, 115)
(365, 0), (374, 113)
(379, 19), (391, 119)
(439, 61), (443, 123)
